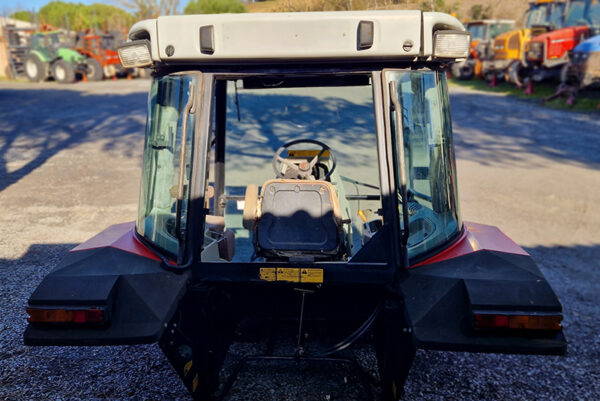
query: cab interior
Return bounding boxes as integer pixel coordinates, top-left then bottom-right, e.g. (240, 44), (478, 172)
(202, 74), (383, 264)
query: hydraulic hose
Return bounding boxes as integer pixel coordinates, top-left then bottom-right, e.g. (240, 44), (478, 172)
(310, 300), (382, 358)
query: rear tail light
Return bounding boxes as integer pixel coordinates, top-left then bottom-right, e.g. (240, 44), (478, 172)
(474, 312), (562, 331)
(27, 307), (105, 324)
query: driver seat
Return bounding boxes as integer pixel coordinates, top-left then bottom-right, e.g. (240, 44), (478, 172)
(243, 179), (344, 260)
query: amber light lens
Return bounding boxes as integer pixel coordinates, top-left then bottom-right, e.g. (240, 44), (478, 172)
(27, 307), (104, 324)
(474, 313), (562, 331)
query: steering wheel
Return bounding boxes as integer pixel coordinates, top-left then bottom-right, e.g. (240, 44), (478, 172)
(272, 138), (336, 181)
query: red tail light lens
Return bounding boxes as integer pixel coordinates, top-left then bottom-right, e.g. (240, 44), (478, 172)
(27, 307), (105, 324)
(474, 312), (562, 331)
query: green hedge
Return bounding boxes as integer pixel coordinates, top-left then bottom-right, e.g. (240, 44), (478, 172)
(184, 0), (247, 15)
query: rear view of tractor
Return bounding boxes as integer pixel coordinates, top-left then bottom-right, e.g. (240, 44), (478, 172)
(483, 0), (565, 83)
(452, 19), (515, 79)
(23, 11), (567, 401)
(524, 0), (600, 85)
(75, 32), (125, 81)
(24, 31), (87, 84)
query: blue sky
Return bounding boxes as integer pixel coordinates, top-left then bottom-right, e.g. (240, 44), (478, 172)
(1, 0), (106, 13)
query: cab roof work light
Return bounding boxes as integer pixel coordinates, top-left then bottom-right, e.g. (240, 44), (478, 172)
(433, 30), (471, 60)
(27, 307), (106, 324)
(118, 40), (152, 68)
(474, 312), (562, 331)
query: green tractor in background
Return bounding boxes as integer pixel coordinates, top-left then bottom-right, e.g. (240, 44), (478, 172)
(24, 31), (88, 84)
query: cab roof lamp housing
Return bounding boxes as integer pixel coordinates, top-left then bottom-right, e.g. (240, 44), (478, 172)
(119, 11), (468, 66)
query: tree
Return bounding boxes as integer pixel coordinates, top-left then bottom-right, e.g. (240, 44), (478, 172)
(420, 0), (457, 13)
(184, 0), (246, 14)
(10, 10), (34, 23)
(37, 2), (134, 32)
(89, 4), (136, 31)
(118, 0), (180, 19)
(470, 4), (492, 20)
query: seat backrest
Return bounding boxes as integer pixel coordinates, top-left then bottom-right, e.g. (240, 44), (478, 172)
(255, 179), (342, 259)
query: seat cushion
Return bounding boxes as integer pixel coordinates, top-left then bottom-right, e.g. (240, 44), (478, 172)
(256, 180), (341, 257)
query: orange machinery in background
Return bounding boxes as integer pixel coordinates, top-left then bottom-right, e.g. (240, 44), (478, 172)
(75, 32), (124, 80)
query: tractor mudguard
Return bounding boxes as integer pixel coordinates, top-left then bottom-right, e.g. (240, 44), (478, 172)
(400, 222), (567, 356)
(29, 49), (50, 63)
(24, 222), (189, 346)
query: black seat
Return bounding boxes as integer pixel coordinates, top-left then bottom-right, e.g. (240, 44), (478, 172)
(245, 179), (343, 260)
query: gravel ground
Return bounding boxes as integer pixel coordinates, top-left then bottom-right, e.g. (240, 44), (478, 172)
(1, 80), (599, 400)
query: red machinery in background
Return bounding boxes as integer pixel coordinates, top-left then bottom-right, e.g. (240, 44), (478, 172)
(524, 0), (600, 83)
(75, 32), (125, 80)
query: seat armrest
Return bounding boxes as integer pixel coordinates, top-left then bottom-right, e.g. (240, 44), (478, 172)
(243, 184), (259, 230)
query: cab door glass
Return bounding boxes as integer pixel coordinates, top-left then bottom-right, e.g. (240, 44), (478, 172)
(549, 3), (565, 29)
(565, 3), (586, 27)
(137, 74), (197, 257)
(386, 70), (461, 261)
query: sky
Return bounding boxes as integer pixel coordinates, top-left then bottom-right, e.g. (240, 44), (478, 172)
(1, 0), (105, 14)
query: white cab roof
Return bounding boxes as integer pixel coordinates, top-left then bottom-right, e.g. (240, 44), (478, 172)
(129, 11), (464, 64)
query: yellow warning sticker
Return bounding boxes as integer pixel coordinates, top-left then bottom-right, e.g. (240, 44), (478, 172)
(259, 268), (277, 281)
(277, 268), (301, 282)
(259, 267), (323, 283)
(301, 268), (324, 283)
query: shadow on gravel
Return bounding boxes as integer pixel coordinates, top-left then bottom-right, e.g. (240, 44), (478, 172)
(0, 88), (147, 193)
(450, 92), (600, 169)
(0, 243), (77, 307)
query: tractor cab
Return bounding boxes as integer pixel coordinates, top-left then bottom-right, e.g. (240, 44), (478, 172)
(25, 11), (566, 401)
(563, 0), (600, 32)
(75, 32), (124, 80)
(35, 31), (73, 48)
(523, 0), (566, 34)
(135, 65), (462, 268)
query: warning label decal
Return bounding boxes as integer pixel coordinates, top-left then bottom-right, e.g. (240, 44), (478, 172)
(259, 267), (323, 283)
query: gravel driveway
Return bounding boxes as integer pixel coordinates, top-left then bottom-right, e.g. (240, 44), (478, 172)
(1, 80), (599, 400)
